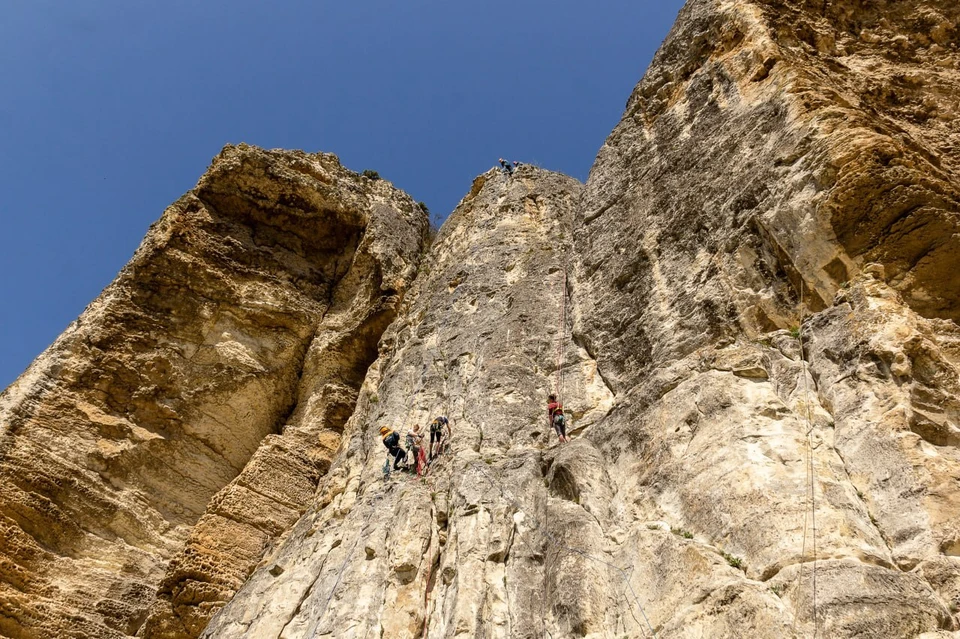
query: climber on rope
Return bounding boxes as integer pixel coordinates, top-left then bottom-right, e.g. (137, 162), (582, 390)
(406, 424), (428, 476)
(499, 158), (514, 175)
(429, 416), (451, 461)
(380, 426), (408, 472)
(547, 394), (569, 443)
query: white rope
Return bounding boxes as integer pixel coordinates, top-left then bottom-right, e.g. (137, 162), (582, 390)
(791, 283), (820, 637)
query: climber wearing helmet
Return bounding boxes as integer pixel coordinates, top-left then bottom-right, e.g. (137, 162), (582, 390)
(499, 158), (513, 175)
(380, 426), (407, 470)
(547, 394), (569, 443)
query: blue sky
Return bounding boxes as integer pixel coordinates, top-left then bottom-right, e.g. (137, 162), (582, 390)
(0, 0), (685, 389)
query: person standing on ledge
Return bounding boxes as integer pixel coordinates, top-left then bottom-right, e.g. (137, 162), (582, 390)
(406, 424), (427, 476)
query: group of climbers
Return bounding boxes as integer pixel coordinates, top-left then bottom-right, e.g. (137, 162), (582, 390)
(380, 416), (452, 478)
(379, 397), (566, 477)
(498, 158), (523, 175)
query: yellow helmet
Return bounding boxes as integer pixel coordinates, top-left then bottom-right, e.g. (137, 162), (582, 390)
(379, 426), (390, 435)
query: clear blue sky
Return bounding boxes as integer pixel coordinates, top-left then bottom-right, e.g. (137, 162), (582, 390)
(0, 0), (685, 389)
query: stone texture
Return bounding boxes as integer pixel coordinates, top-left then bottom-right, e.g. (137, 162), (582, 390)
(201, 166), (615, 638)
(569, 0), (960, 635)
(4, 0), (960, 637)
(0, 144), (427, 638)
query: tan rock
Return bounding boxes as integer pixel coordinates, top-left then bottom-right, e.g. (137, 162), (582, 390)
(0, 144), (427, 638)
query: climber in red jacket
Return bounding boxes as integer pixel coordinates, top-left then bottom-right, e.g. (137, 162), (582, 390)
(547, 394), (568, 443)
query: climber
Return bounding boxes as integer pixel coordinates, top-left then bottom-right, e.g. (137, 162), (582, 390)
(380, 426), (408, 471)
(406, 424), (427, 476)
(547, 394), (569, 443)
(429, 416), (451, 461)
(512, 160), (523, 170)
(499, 158), (513, 175)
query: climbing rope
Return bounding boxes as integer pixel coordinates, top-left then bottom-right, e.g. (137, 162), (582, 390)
(466, 460), (658, 638)
(554, 266), (567, 404)
(791, 283), (820, 637)
(312, 479), (387, 635)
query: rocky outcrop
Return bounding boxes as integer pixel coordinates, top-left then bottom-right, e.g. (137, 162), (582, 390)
(205, 0), (960, 636)
(571, 0), (960, 635)
(3, 0), (960, 637)
(0, 145), (427, 639)
(201, 166), (617, 638)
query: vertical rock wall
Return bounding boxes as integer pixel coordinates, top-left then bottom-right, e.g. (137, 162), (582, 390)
(571, 0), (960, 636)
(202, 166), (615, 638)
(0, 145), (427, 639)
(2, 0), (960, 637)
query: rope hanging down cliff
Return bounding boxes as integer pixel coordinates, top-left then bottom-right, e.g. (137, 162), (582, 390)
(467, 459), (658, 638)
(554, 266), (567, 406)
(791, 283), (820, 638)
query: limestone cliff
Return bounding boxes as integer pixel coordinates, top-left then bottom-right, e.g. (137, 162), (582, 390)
(575, 0), (960, 635)
(202, 166), (613, 638)
(0, 145), (428, 638)
(204, 0), (960, 637)
(2, 0), (960, 637)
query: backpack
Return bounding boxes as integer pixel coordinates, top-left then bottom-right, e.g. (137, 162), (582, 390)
(384, 432), (400, 448)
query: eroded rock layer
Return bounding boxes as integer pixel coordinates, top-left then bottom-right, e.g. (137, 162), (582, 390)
(201, 166), (616, 638)
(572, 0), (960, 635)
(205, 0), (960, 637)
(0, 145), (427, 638)
(3, 0), (960, 637)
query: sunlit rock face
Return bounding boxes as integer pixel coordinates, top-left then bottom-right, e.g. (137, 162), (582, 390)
(4, 0), (960, 637)
(0, 144), (427, 639)
(573, 0), (960, 635)
(201, 166), (617, 639)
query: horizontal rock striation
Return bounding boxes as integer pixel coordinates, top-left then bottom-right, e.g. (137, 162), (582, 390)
(0, 145), (427, 638)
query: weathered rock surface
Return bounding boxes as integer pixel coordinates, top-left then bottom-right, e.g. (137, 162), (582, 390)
(208, 0), (960, 636)
(570, 0), (960, 635)
(0, 144), (427, 638)
(4, 0), (960, 637)
(201, 166), (619, 638)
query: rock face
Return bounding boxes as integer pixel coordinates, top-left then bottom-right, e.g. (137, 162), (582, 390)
(202, 0), (959, 637)
(0, 145), (427, 639)
(3, 0), (960, 637)
(571, 0), (960, 635)
(201, 166), (616, 638)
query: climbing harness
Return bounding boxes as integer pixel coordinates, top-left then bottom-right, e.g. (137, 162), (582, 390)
(791, 284), (820, 637)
